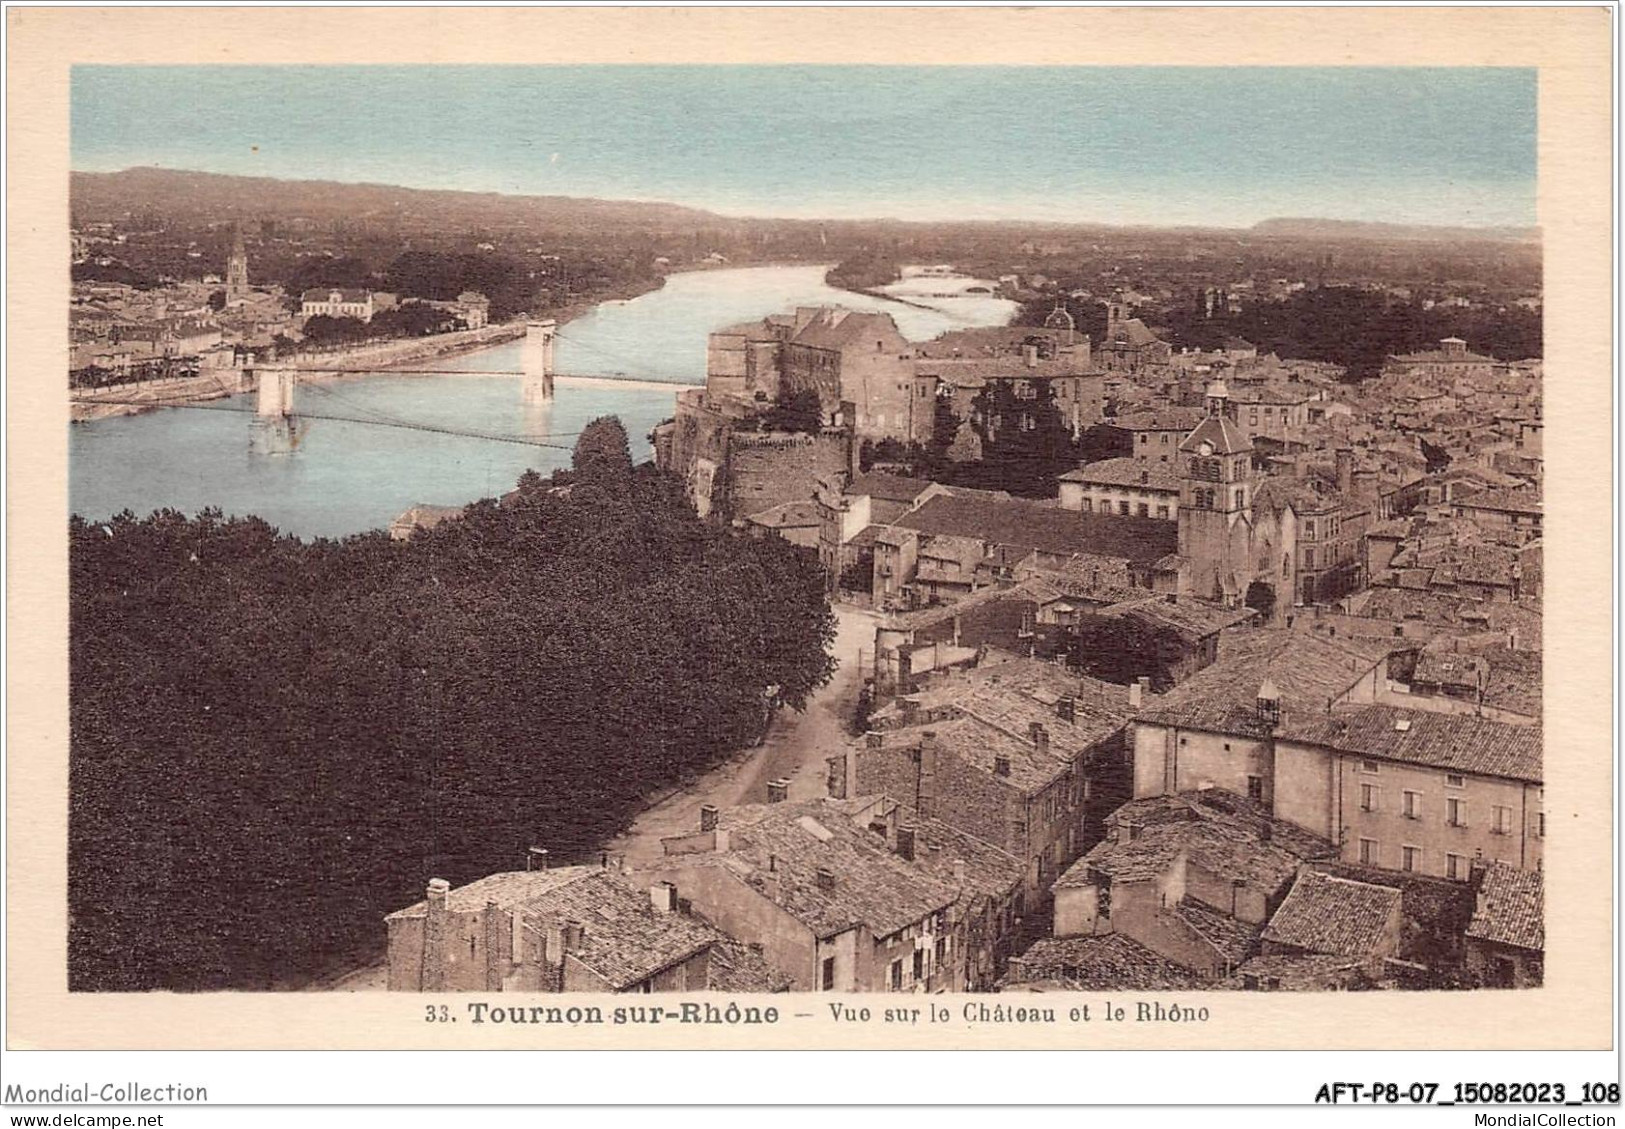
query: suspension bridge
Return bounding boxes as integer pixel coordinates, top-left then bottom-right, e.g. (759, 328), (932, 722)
(69, 320), (699, 455)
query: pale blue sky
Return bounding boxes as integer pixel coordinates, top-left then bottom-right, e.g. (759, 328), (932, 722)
(72, 66), (1537, 228)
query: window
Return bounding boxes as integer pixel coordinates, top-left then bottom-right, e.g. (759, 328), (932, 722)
(1360, 783), (1379, 813)
(1493, 805), (1513, 835)
(1535, 811), (1545, 838)
(889, 960), (903, 991)
(1160, 434), (1169, 444)
(821, 956), (836, 990)
(1403, 790), (1422, 819)
(1446, 774), (1464, 788)
(1446, 853), (1465, 880)
(1139, 434), (1148, 445)
(1402, 845), (1421, 873)
(1303, 548), (1315, 569)
(1358, 760), (1380, 775)
(1137, 503), (1149, 517)
(1303, 519), (1316, 539)
(1081, 498), (1093, 513)
(1247, 775), (1264, 802)
(912, 949), (925, 982)
(1359, 838), (1378, 865)
(1446, 798), (1467, 828)
(1118, 502), (1130, 516)
(1157, 505), (1170, 519)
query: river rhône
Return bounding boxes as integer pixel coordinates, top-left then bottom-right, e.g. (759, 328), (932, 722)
(69, 264), (1017, 539)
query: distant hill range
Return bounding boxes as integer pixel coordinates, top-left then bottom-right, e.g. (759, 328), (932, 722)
(71, 167), (1539, 245)
(1249, 217), (1540, 244)
(71, 167), (731, 235)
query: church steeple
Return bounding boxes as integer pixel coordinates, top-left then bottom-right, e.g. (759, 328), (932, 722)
(225, 225), (250, 302)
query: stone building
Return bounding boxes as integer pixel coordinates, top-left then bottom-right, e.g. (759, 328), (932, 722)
(384, 866), (787, 993)
(1058, 457), (1181, 520)
(301, 288), (375, 323)
(1051, 789), (1338, 980)
(650, 799), (965, 992)
(1175, 381), (1299, 619)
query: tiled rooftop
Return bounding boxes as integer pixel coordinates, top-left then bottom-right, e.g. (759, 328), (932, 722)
(892, 493), (1178, 565)
(1262, 870), (1403, 959)
(1274, 704), (1541, 784)
(687, 800), (961, 940)
(1465, 862), (1543, 953)
(1002, 933), (1205, 992)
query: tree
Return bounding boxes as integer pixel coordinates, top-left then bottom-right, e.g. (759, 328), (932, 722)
(571, 416), (634, 480)
(207, 290), (227, 312)
(763, 388), (823, 434)
(1064, 614), (1190, 691)
(68, 468), (836, 990)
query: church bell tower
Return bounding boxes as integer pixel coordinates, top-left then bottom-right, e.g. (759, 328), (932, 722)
(1176, 379), (1255, 603)
(226, 225), (250, 303)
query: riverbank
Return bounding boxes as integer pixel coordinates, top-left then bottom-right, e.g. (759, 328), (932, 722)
(69, 368), (251, 422)
(67, 275), (673, 421)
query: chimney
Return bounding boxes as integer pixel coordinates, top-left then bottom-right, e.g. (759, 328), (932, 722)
(767, 778), (790, 804)
(826, 752), (849, 799)
(562, 920), (584, 953)
(1023, 342), (1039, 368)
(953, 858), (968, 885)
(699, 804), (719, 832)
(994, 753), (1012, 778)
(650, 881), (678, 915)
(482, 899), (502, 992)
(422, 878), (450, 992)
(1029, 722), (1050, 759)
(527, 847), (550, 871)
(1128, 681), (1143, 709)
(815, 868), (837, 892)
(896, 826), (916, 862)
(1056, 695), (1076, 723)
(899, 697), (920, 724)
(1258, 822), (1273, 843)
(714, 828), (731, 853)
(1336, 448), (1354, 495)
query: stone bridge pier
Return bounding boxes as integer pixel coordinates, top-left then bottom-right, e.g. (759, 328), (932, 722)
(522, 319), (557, 401)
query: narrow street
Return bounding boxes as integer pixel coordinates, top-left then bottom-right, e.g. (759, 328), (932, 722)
(604, 602), (877, 870)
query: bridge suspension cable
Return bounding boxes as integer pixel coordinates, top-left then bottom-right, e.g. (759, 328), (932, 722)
(70, 395), (591, 452)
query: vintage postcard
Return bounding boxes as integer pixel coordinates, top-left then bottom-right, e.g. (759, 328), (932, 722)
(3, 5), (1614, 1085)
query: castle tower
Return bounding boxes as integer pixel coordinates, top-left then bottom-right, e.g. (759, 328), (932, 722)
(1176, 379), (1255, 604)
(225, 226), (250, 302)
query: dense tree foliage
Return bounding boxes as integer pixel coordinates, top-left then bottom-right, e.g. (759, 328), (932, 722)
(381, 251), (538, 321)
(826, 251), (902, 293)
(1062, 615), (1192, 691)
(297, 302), (462, 348)
(761, 389), (824, 434)
(859, 389), (1132, 499)
(572, 416), (635, 480)
(1018, 289), (1541, 379)
(69, 452), (836, 990)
